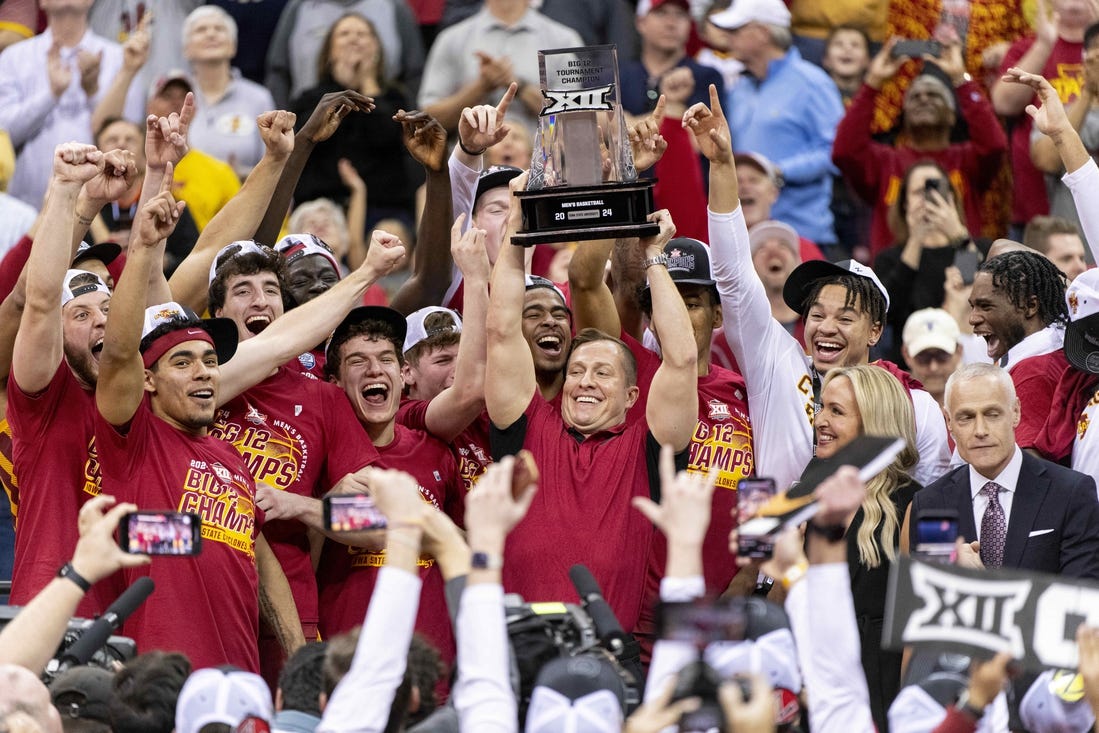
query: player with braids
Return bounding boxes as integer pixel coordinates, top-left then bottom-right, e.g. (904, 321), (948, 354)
(978, 250), (1069, 331)
(969, 250), (1071, 454)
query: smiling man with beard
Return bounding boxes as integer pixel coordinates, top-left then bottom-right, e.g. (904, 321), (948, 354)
(968, 250), (1071, 454)
(6, 143), (137, 618)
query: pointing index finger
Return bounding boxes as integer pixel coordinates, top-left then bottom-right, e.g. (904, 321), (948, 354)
(160, 161), (175, 195)
(497, 82), (517, 118)
(651, 94), (667, 126)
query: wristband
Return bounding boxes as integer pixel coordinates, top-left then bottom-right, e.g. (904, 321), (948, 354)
(471, 551), (503, 570)
(58, 562), (92, 592)
(782, 560), (809, 590)
(955, 690), (985, 720)
(458, 139), (487, 157)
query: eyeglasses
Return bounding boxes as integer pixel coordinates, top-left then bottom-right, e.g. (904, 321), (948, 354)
(912, 349), (954, 366)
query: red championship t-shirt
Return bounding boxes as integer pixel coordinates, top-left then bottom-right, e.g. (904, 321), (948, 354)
(96, 399), (263, 672)
(490, 396), (665, 635)
(626, 338), (756, 655)
(316, 423), (460, 664)
(397, 399), (493, 526)
(211, 366), (377, 631)
(1012, 349), (1073, 452)
(6, 365), (109, 616)
(284, 348), (327, 381)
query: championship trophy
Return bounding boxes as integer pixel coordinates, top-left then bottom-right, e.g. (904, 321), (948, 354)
(513, 45), (659, 246)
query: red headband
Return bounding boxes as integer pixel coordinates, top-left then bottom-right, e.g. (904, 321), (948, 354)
(142, 327), (215, 368)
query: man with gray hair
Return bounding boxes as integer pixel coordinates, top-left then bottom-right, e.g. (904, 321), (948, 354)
(711, 0), (844, 252)
(833, 38), (1007, 259)
(906, 362), (1099, 579)
(179, 4), (277, 177)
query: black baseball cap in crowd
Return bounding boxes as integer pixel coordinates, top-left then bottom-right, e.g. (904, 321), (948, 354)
(1064, 269), (1099, 374)
(326, 306), (409, 363)
(525, 656), (627, 733)
(72, 241), (122, 268)
(662, 237), (716, 287)
(50, 666), (114, 726)
(474, 165), (523, 207)
(782, 259), (891, 314)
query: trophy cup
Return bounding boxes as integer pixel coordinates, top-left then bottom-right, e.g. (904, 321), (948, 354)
(512, 44), (659, 246)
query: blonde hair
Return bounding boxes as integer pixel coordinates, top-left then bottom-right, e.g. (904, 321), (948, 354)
(821, 366), (918, 568)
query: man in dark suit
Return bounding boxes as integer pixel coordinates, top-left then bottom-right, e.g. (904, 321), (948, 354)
(907, 362), (1099, 579)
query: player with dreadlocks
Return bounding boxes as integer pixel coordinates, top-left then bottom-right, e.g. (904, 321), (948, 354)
(969, 250), (1070, 454)
(780, 257), (952, 486)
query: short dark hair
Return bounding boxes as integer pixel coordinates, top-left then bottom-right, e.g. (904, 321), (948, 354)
(323, 629), (410, 733)
(325, 318), (404, 381)
(801, 274), (887, 328)
(109, 651), (192, 733)
(566, 328), (638, 386)
(1086, 20), (1099, 50)
(825, 24), (871, 52)
(1022, 215), (1081, 254)
(278, 642), (327, 717)
(406, 635), (445, 725)
(978, 250), (1069, 327)
(638, 282), (720, 318)
(207, 245), (290, 314)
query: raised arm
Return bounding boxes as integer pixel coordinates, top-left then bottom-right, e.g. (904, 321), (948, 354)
(644, 211), (697, 450)
(453, 455), (537, 733)
(317, 467), (429, 733)
(12, 145), (102, 394)
(388, 110), (453, 315)
(90, 12), (150, 135)
(687, 86), (814, 488)
(168, 110), (296, 313)
(485, 173), (536, 429)
(218, 232), (407, 402)
(421, 216), (489, 442)
(0, 495), (149, 673)
(1005, 67), (1092, 174)
(832, 41), (904, 201)
(135, 93), (196, 307)
(254, 90), (376, 246)
(570, 100), (670, 338)
(96, 166), (185, 427)
(990, 4), (1058, 116)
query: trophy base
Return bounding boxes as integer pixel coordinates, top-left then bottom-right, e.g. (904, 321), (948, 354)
(512, 180), (659, 246)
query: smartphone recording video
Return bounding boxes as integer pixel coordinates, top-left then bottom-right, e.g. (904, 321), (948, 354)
(914, 511), (959, 563)
(119, 512), (202, 556)
(658, 598), (748, 646)
(737, 477), (777, 559)
(323, 494), (387, 532)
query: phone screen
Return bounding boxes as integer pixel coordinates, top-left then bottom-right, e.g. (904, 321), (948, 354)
(658, 599), (747, 644)
(737, 478), (777, 559)
(954, 248), (980, 286)
(324, 494), (387, 532)
(915, 513), (958, 562)
(120, 512), (202, 556)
